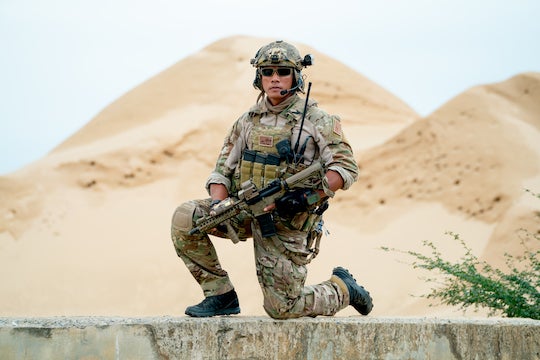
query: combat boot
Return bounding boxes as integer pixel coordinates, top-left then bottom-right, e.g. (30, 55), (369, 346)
(185, 289), (241, 317)
(331, 266), (373, 315)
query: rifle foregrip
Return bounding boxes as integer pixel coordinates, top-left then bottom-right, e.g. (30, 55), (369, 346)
(284, 162), (323, 188)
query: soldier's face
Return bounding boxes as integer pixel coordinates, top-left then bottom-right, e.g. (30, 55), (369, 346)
(260, 67), (294, 105)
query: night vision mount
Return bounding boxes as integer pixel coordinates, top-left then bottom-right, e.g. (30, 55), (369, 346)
(301, 54), (314, 67)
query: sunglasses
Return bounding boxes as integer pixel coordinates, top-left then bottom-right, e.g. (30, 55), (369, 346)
(260, 67), (293, 77)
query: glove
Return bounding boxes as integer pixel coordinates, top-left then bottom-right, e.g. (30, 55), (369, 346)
(275, 189), (320, 218)
(209, 198), (231, 233)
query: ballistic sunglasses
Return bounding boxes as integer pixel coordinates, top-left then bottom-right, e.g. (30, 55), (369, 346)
(260, 67), (293, 77)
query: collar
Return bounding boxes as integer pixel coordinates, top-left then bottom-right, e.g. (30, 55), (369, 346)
(264, 94), (298, 114)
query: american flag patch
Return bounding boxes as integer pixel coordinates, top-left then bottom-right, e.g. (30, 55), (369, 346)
(333, 119), (342, 136)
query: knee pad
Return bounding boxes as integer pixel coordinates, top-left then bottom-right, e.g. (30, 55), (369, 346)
(171, 201), (197, 232)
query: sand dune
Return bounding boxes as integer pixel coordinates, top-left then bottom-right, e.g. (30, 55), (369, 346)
(1, 36), (538, 317)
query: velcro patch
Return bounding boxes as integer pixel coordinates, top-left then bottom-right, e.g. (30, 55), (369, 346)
(259, 135), (274, 147)
(172, 202), (196, 232)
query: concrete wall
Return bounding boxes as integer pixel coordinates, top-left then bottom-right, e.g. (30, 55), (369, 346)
(1, 317), (539, 359)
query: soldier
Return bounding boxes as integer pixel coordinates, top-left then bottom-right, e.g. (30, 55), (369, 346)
(171, 40), (373, 319)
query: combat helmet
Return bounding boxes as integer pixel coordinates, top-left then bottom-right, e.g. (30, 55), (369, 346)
(250, 40), (313, 93)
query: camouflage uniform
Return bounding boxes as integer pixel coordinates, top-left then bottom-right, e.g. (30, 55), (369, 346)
(171, 91), (359, 318)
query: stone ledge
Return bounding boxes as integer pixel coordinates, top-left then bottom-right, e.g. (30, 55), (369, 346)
(1, 317), (539, 359)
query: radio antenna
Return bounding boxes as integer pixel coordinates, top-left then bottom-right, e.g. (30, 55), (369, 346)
(293, 81), (312, 164)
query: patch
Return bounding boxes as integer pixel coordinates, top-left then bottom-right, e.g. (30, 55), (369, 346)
(259, 135), (274, 147)
(333, 119), (342, 136)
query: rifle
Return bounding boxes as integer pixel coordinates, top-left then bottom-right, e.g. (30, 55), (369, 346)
(189, 161), (324, 243)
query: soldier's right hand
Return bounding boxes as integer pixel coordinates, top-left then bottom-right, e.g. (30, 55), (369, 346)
(275, 189), (316, 217)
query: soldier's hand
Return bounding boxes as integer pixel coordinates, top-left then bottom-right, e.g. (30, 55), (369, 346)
(275, 189), (319, 217)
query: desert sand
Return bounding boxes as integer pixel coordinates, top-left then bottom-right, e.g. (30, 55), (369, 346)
(1, 36), (539, 318)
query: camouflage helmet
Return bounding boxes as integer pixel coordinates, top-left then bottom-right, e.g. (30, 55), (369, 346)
(251, 40), (305, 69)
(250, 40), (313, 92)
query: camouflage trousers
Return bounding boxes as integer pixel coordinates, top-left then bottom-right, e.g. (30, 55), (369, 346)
(171, 198), (349, 319)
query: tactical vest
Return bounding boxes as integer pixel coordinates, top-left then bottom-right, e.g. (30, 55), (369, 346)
(232, 106), (328, 265)
(235, 116), (294, 191)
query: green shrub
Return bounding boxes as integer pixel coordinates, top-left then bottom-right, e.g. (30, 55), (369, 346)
(382, 190), (540, 319)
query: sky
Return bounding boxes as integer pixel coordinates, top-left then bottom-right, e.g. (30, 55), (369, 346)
(1, 1), (539, 175)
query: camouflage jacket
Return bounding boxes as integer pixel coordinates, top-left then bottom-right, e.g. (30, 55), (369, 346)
(206, 94), (359, 195)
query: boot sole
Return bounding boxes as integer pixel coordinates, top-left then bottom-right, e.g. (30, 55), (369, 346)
(185, 307), (241, 317)
(351, 290), (373, 315)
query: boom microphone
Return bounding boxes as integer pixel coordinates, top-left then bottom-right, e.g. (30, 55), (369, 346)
(280, 84), (301, 96)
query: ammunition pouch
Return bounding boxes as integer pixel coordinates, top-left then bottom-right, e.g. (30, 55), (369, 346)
(240, 149), (283, 189)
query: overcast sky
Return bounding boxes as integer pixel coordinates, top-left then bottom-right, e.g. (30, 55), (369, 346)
(1, 0), (539, 175)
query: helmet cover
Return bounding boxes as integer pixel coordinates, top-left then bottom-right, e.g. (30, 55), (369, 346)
(250, 40), (304, 70)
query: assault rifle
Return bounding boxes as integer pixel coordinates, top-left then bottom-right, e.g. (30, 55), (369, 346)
(189, 162), (324, 243)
